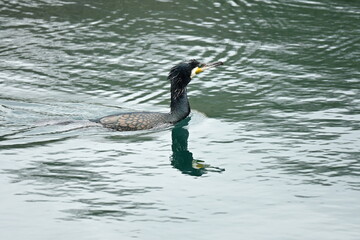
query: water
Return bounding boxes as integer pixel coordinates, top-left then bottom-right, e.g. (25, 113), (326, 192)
(1, 0), (360, 239)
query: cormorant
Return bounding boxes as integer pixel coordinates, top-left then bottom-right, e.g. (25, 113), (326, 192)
(93, 59), (223, 131)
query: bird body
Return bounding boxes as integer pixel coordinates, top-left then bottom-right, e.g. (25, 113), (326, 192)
(97, 112), (170, 131)
(94, 59), (223, 131)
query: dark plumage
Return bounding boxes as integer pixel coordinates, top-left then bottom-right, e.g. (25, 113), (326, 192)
(93, 59), (223, 131)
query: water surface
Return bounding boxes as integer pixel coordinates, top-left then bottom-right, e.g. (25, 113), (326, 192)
(1, 0), (360, 239)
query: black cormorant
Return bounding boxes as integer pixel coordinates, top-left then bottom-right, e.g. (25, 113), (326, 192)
(94, 59), (223, 131)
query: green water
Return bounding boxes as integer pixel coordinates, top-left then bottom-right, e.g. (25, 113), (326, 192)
(1, 0), (360, 239)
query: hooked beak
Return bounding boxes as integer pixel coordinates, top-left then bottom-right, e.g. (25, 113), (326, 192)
(202, 61), (224, 70)
(195, 61), (224, 74)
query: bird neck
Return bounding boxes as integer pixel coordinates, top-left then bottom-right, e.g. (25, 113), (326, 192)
(169, 87), (190, 123)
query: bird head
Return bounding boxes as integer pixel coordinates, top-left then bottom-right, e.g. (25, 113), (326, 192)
(168, 59), (223, 90)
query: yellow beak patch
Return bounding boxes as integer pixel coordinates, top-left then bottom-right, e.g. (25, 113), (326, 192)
(191, 67), (204, 78)
(195, 67), (203, 74)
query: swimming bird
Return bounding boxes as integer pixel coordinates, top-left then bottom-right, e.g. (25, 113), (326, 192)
(94, 59), (223, 131)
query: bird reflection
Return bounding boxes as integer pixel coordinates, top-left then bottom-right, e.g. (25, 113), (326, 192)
(170, 119), (225, 176)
